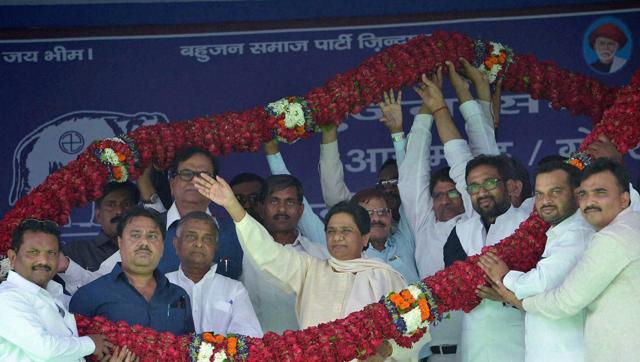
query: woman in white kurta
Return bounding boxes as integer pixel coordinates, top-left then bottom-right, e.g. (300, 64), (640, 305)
(194, 174), (426, 360)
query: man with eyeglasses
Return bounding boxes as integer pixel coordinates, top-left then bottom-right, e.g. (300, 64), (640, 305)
(240, 174), (329, 334)
(0, 219), (114, 361)
(399, 60), (501, 361)
(443, 154), (528, 362)
(138, 146), (244, 278)
(351, 188), (419, 283)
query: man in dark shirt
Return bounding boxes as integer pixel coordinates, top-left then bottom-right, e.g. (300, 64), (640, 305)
(69, 207), (194, 335)
(62, 181), (139, 271)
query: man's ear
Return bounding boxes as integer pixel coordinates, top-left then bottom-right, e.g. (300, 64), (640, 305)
(621, 191), (631, 209)
(361, 233), (371, 249)
(7, 249), (17, 269)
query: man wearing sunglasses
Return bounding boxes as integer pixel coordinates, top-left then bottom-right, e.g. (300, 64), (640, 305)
(139, 146), (244, 279)
(0, 219), (113, 361)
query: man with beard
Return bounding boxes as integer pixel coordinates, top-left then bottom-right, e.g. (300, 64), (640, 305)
(588, 23), (628, 74)
(70, 207), (194, 335)
(241, 174), (329, 334)
(400, 60), (500, 362)
(477, 160), (594, 361)
(166, 212), (262, 337)
(0, 219), (113, 361)
(443, 154), (528, 362)
(351, 188), (419, 283)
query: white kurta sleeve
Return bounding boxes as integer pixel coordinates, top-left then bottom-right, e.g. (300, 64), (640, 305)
(443, 139), (474, 218)
(398, 114), (434, 237)
(503, 229), (591, 299)
(391, 132), (407, 165)
(460, 100), (499, 157)
(318, 140), (353, 208)
(235, 214), (312, 295)
(523, 232), (632, 319)
(0, 292), (95, 360)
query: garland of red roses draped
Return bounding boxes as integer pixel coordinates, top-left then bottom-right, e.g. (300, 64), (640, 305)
(2, 31), (639, 361)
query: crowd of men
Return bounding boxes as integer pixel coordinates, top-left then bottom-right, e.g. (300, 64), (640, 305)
(1, 58), (639, 362)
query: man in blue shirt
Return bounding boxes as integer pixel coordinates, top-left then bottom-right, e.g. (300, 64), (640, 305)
(69, 207), (194, 335)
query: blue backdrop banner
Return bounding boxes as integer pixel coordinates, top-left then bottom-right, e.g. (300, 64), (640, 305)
(1, 8), (639, 240)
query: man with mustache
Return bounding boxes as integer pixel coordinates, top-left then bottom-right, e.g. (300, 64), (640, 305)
(69, 207), (195, 335)
(477, 160), (594, 361)
(486, 159), (640, 361)
(0, 219), (114, 361)
(351, 188), (419, 283)
(57, 181), (140, 293)
(166, 211), (262, 337)
(443, 154), (528, 362)
(240, 174), (329, 334)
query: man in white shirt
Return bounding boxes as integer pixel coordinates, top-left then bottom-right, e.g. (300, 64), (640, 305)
(400, 60), (500, 361)
(166, 211), (262, 337)
(443, 154), (528, 362)
(478, 160), (594, 361)
(491, 159), (640, 361)
(0, 219), (111, 361)
(241, 174), (329, 334)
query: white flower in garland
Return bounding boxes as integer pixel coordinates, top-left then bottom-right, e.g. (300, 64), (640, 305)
(196, 342), (214, 362)
(267, 98), (289, 115)
(100, 148), (120, 165)
(284, 102), (305, 128)
(212, 350), (228, 362)
(0, 257), (10, 280)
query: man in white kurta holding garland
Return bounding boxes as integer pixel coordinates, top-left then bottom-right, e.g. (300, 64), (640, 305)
(478, 161), (594, 361)
(193, 173), (428, 360)
(490, 159), (640, 362)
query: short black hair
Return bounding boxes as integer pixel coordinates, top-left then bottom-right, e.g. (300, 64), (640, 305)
(429, 167), (455, 196)
(261, 174), (303, 204)
(324, 201), (371, 235)
(537, 154), (568, 166)
(169, 146), (218, 177)
(581, 158), (630, 193)
(535, 160), (582, 190)
(465, 154), (513, 183)
(11, 219), (60, 252)
(176, 211), (219, 242)
(506, 155), (532, 199)
(351, 188), (386, 205)
(96, 181), (140, 208)
(116, 206), (166, 240)
(379, 158), (398, 174)
(230, 173), (266, 198)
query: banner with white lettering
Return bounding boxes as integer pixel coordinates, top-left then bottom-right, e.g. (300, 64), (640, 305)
(1, 9), (639, 240)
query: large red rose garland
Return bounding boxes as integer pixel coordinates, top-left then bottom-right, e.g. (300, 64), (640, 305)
(1, 31), (638, 361)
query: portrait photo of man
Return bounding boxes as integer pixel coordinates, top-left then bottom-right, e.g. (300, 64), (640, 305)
(586, 22), (631, 74)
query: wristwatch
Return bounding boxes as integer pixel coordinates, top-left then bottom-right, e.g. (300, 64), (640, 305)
(142, 193), (160, 205)
(391, 132), (405, 143)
